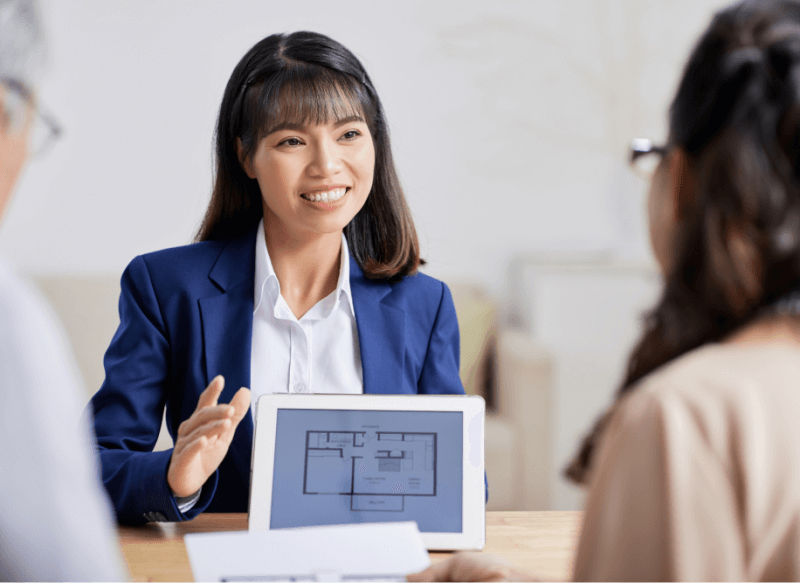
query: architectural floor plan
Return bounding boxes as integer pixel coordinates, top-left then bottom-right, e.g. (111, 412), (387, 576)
(303, 430), (437, 511)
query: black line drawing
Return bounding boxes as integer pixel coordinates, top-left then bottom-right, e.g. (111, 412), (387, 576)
(303, 430), (437, 512)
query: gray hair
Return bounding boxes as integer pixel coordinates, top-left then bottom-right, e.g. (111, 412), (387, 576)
(0, 0), (45, 89)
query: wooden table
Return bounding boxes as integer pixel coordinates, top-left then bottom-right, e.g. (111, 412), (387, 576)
(118, 511), (582, 582)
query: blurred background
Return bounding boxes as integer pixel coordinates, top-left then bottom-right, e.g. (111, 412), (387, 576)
(1, 0), (730, 511)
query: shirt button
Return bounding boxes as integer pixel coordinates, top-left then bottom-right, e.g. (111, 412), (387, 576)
(294, 383), (306, 393)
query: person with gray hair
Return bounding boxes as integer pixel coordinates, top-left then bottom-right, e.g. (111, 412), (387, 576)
(0, 0), (126, 579)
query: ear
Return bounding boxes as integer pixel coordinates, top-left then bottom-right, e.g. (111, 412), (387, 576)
(668, 147), (695, 221)
(237, 138), (255, 179)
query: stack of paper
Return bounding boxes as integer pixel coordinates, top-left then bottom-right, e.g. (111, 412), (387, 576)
(185, 521), (430, 582)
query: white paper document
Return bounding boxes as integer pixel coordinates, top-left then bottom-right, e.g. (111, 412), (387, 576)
(184, 521), (431, 582)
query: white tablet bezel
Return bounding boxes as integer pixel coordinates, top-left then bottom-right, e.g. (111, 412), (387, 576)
(249, 393), (485, 551)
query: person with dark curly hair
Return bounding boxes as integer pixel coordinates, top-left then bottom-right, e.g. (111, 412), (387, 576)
(411, 1), (800, 580)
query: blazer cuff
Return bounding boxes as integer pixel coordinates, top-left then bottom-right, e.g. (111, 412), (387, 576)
(156, 449), (218, 522)
(173, 487), (203, 513)
(113, 449), (218, 524)
(177, 471), (218, 521)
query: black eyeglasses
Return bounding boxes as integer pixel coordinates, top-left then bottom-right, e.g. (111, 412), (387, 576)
(1, 77), (62, 158)
(629, 138), (668, 178)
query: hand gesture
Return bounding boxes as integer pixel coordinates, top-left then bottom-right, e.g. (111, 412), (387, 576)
(406, 552), (535, 582)
(167, 375), (251, 498)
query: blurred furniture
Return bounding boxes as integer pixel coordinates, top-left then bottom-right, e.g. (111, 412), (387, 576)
(449, 284), (554, 510)
(33, 275), (556, 510)
(118, 511), (582, 582)
(504, 253), (661, 510)
(33, 274), (175, 452)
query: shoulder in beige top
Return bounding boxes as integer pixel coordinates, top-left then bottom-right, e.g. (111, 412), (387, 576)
(574, 342), (800, 581)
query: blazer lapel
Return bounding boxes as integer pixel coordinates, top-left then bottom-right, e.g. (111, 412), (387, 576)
(349, 257), (408, 394)
(198, 226), (258, 478)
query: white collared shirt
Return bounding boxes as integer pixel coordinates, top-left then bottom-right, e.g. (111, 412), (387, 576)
(250, 219), (364, 411)
(175, 222), (364, 512)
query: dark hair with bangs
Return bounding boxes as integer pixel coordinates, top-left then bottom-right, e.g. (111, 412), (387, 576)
(566, 0), (800, 484)
(196, 31), (423, 281)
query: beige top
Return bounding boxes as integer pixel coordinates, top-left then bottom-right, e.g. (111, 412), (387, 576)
(574, 342), (800, 581)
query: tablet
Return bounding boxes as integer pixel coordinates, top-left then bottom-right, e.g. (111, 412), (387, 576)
(249, 393), (485, 550)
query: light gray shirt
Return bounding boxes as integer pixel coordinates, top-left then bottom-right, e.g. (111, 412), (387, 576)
(0, 258), (126, 581)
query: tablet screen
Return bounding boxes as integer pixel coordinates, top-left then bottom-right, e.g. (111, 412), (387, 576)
(268, 409), (463, 533)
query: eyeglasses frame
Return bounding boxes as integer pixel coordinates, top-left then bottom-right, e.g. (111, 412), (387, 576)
(0, 76), (62, 158)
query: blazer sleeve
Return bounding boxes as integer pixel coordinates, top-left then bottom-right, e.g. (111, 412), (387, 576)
(90, 255), (218, 524)
(416, 282), (465, 396)
(416, 282), (490, 501)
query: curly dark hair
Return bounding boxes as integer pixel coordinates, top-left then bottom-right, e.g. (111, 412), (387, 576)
(567, 0), (800, 484)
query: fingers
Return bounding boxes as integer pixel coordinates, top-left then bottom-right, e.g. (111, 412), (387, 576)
(178, 434), (209, 460)
(196, 375), (225, 409)
(213, 388), (251, 444)
(229, 387), (251, 422)
(177, 404), (234, 439)
(174, 418), (230, 457)
(177, 385), (250, 449)
(407, 561), (449, 582)
(408, 554), (518, 583)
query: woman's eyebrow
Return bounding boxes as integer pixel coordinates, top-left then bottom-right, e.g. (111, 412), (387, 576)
(333, 115), (365, 127)
(266, 121), (306, 135)
(266, 115), (365, 136)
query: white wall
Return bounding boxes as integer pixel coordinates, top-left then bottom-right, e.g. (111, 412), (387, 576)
(1, 0), (730, 287)
(1, 0), (734, 509)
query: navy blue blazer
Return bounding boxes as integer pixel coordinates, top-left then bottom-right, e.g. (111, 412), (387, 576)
(91, 226), (465, 524)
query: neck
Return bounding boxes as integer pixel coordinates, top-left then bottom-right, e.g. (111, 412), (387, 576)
(726, 314), (800, 347)
(727, 285), (800, 347)
(263, 212), (343, 319)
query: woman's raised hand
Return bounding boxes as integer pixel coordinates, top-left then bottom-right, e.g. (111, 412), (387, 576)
(167, 375), (251, 498)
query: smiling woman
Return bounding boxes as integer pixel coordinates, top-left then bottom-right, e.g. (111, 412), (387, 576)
(196, 31), (420, 281)
(239, 114), (376, 284)
(89, 31), (466, 524)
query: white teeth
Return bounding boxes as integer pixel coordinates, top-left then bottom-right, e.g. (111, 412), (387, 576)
(304, 188), (347, 203)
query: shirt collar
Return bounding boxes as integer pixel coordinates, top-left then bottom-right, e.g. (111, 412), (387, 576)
(253, 219), (355, 317)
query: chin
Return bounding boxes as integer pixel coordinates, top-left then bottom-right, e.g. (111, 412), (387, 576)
(302, 218), (353, 236)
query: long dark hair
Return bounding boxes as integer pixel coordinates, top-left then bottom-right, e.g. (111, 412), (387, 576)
(196, 31), (422, 281)
(567, 0), (800, 484)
